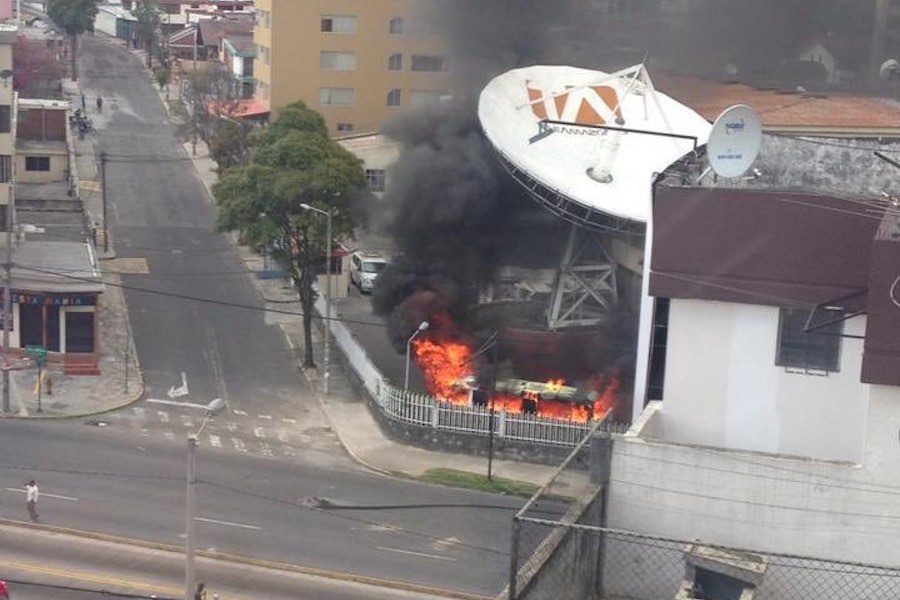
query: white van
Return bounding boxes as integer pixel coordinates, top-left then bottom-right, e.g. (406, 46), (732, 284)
(349, 251), (388, 293)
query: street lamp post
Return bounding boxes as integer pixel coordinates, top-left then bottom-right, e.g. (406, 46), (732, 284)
(185, 397), (226, 600)
(299, 203), (333, 396)
(405, 321), (430, 389)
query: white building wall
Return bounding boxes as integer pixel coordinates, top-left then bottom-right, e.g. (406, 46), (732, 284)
(661, 299), (867, 462)
(608, 386), (900, 566)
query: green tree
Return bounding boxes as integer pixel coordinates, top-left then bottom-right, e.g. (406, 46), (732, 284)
(213, 102), (365, 368)
(133, 0), (162, 68)
(209, 118), (253, 170)
(46, 0), (98, 81)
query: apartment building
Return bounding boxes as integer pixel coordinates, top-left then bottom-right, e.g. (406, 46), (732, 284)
(253, 0), (451, 135)
(0, 23), (15, 227)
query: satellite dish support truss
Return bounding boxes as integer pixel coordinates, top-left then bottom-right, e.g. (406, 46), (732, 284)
(546, 224), (618, 330)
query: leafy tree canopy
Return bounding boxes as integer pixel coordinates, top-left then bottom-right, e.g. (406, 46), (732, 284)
(212, 101), (365, 367)
(46, 0), (99, 36)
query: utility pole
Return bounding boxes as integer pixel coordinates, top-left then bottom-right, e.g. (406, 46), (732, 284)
(100, 151), (108, 253)
(2, 186), (12, 414)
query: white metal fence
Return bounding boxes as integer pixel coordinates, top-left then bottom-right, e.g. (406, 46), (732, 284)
(375, 382), (611, 447)
(320, 294), (618, 447)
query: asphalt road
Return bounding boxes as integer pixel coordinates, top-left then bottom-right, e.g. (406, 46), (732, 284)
(0, 419), (524, 596)
(80, 34), (308, 419)
(1, 525), (465, 600)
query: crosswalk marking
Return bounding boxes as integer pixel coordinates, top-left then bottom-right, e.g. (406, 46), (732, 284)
(231, 438), (247, 453)
(157, 411), (169, 423)
(253, 427), (267, 439)
(209, 434), (222, 448)
(277, 430), (289, 443)
(281, 417), (297, 424)
(132, 407), (145, 418)
(258, 414), (272, 420)
(225, 421), (238, 432)
(258, 442), (273, 457)
(281, 445), (296, 457)
(232, 409), (247, 416)
(181, 415), (194, 428)
(164, 431), (175, 441)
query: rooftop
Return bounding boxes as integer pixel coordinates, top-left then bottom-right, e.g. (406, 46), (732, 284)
(663, 134), (900, 203)
(13, 240), (101, 294)
(656, 72), (900, 137)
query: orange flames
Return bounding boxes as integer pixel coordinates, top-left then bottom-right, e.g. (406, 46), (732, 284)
(411, 337), (474, 404)
(411, 336), (618, 423)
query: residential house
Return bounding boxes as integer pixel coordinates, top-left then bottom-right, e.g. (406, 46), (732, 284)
(221, 31), (255, 99)
(253, 0), (451, 135)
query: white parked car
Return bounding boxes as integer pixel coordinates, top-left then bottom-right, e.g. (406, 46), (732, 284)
(349, 251), (388, 294)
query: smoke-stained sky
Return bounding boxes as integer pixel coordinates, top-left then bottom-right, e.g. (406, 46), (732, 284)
(423, 0), (878, 94)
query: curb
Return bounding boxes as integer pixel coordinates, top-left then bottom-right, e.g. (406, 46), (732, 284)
(0, 383), (145, 421)
(0, 519), (492, 600)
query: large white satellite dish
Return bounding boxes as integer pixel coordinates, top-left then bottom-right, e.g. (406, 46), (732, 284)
(707, 104), (762, 178)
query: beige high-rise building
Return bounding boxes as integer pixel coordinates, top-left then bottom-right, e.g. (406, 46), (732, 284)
(254, 0), (451, 136)
(0, 23), (16, 227)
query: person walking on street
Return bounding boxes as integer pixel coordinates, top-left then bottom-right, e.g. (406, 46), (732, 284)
(25, 480), (38, 522)
(194, 582), (207, 600)
(96, 95), (103, 113)
(80, 93), (86, 111)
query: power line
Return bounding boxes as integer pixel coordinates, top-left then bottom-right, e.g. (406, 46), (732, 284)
(15, 265), (386, 328)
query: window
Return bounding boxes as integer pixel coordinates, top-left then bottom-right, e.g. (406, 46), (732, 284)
(386, 88), (402, 107)
(320, 51), (357, 71)
(389, 17), (403, 34)
(259, 9), (271, 28)
(411, 55), (448, 72)
(25, 156), (51, 172)
(775, 308), (842, 373)
(336, 123), (354, 132)
(0, 155), (10, 182)
(319, 87), (355, 106)
(366, 169), (386, 192)
(321, 15), (357, 33)
(410, 90), (446, 108)
(0, 106), (10, 134)
(388, 53), (402, 70)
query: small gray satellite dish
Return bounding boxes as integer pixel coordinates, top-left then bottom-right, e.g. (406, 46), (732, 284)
(881, 58), (900, 80)
(707, 104), (762, 178)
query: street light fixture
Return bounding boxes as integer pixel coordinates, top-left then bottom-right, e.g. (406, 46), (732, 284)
(185, 397), (226, 600)
(405, 321), (430, 389)
(299, 202), (333, 396)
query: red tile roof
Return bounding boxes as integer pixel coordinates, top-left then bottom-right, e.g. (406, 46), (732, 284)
(655, 73), (900, 136)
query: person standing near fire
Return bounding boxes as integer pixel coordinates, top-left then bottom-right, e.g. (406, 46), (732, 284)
(25, 480), (38, 522)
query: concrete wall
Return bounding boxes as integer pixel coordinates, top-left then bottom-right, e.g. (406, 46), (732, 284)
(661, 299), (867, 462)
(17, 151), (67, 183)
(607, 389), (900, 566)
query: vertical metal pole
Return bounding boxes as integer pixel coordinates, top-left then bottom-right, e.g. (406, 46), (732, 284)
(192, 24), (197, 72)
(36, 363), (42, 413)
(2, 186), (13, 413)
(322, 210), (331, 396)
(404, 338), (412, 390)
(124, 323), (130, 393)
(100, 151), (108, 254)
(185, 435), (197, 600)
(508, 517), (521, 600)
(488, 337), (498, 481)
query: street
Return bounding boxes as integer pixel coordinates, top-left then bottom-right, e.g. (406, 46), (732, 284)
(0, 33), (524, 599)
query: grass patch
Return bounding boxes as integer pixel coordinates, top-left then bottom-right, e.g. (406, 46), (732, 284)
(419, 468), (541, 498)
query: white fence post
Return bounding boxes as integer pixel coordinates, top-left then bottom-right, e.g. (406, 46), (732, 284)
(431, 398), (440, 429)
(498, 410), (507, 438)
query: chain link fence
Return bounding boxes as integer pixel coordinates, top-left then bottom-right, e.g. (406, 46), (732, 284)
(508, 429), (900, 600)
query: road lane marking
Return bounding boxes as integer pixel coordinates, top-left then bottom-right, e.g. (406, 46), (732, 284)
(233, 408), (248, 416)
(6, 560), (182, 597)
(4, 488), (79, 501)
(195, 516), (261, 530)
(253, 427), (267, 438)
(258, 414), (272, 420)
(376, 547), (457, 561)
(281, 417), (297, 424)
